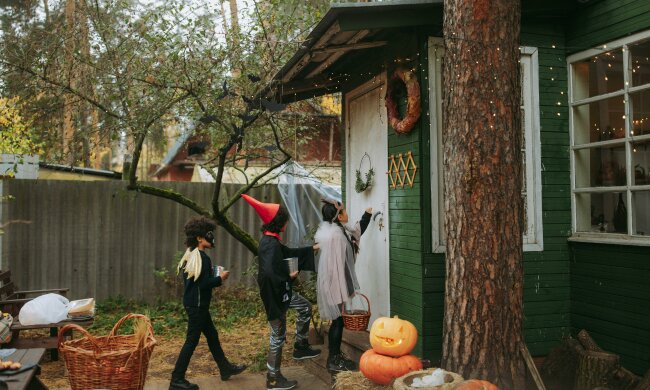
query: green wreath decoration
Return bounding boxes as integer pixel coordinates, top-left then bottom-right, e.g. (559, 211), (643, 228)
(355, 152), (374, 193)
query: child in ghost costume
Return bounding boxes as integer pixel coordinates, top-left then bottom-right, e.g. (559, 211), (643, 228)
(315, 199), (372, 373)
(169, 217), (246, 390)
(241, 194), (320, 390)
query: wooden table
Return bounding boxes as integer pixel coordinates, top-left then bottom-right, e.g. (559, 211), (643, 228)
(0, 348), (46, 390)
(9, 318), (93, 360)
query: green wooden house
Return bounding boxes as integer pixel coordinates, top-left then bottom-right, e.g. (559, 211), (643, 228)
(266, 0), (650, 374)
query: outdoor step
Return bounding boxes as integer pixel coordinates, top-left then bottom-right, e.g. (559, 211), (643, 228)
(321, 323), (372, 362)
(303, 323), (372, 385)
(302, 343), (335, 386)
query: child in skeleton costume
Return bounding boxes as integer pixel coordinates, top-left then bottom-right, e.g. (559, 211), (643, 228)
(315, 199), (372, 373)
(241, 194), (320, 390)
(169, 217), (247, 390)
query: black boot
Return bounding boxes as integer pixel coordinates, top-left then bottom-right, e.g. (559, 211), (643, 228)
(266, 371), (298, 390)
(292, 339), (321, 360)
(327, 353), (357, 373)
(169, 378), (199, 390)
(220, 363), (248, 381)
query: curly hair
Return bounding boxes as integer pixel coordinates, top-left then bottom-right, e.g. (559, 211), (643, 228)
(260, 206), (289, 233)
(184, 216), (217, 248)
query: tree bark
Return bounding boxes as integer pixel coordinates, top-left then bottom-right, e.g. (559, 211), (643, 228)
(635, 370), (650, 390)
(574, 350), (619, 390)
(63, 0), (77, 164)
(541, 337), (584, 390)
(441, 0), (525, 388)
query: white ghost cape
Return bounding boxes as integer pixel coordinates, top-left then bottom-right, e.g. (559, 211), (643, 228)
(314, 221), (362, 321)
(177, 248), (202, 281)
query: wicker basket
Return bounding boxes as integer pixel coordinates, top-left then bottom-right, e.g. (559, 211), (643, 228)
(58, 313), (157, 390)
(393, 369), (464, 390)
(343, 293), (371, 331)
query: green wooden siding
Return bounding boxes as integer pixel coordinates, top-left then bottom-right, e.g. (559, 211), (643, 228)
(566, 0), (650, 375)
(411, 21), (574, 363)
(567, 0), (650, 53)
(335, 0), (650, 374)
(570, 242), (650, 374)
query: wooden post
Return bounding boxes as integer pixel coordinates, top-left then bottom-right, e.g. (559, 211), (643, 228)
(574, 350), (619, 390)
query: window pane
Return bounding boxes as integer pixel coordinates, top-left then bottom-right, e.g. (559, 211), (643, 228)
(632, 191), (650, 236)
(630, 89), (650, 137)
(630, 39), (650, 87)
(572, 49), (624, 100)
(633, 139), (650, 185)
(576, 192), (628, 233)
(573, 96), (626, 144)
(575, 144), (626, 188)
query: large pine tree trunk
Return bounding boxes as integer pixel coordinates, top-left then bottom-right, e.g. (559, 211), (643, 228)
(441, 1), (525, 389)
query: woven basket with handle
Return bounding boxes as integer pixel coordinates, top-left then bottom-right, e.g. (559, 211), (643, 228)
(58, 313), (157, 390)
(342, 293), (371, 331)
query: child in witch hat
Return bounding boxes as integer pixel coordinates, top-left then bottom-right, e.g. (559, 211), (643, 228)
(169, 216), (247, 390)
(241, 194), (320, 390)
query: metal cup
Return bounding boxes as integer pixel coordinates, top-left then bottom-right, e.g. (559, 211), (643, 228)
(285, 258), (299, 274)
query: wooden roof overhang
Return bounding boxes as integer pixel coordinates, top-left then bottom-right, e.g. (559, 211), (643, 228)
(261, 0), (593, 103)
(260, 0), (444, 103)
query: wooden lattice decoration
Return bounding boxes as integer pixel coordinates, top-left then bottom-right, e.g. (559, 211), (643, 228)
(387, 151), (417, 189)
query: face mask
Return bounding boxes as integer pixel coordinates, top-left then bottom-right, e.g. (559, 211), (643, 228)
(205, 231), (215, 246)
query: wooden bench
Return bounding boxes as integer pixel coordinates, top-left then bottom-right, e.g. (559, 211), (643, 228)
(0, 270), (93, 360)
(0, 348), (47, 390)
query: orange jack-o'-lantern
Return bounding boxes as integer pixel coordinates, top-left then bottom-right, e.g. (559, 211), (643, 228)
(369, 315), (418, 357)
(359, 349), (423, 385)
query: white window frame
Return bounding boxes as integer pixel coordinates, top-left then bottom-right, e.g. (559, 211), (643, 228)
(429, 37), (544, 252)
(568, 29), (650, 246)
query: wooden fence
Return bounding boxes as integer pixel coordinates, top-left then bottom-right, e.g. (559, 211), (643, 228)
(0, 179), (320, 302)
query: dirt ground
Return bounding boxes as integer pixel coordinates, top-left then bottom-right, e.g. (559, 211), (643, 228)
(39, 317), (306, 389)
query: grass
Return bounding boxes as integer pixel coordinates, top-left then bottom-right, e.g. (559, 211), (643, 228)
(90, 286), (268, 337)
(41, 285), (312, 388)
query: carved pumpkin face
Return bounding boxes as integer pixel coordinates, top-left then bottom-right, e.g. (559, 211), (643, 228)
(359, 349), (423, 385)
(452, 379), (500, 390)
(369, 316), (418, 357)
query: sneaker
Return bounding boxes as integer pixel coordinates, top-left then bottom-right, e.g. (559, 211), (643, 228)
(327, 353), (358, 373)
(169, 378), (199, 390)
(266, 372), (298, 390)
(292, 340), (321, 360)
(220, 363), (247, 381)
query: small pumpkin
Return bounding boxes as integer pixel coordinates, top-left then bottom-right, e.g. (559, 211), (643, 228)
(369, 315), (418, 357)
(359, 349), (422, 385)
(452, 379), (499, 390)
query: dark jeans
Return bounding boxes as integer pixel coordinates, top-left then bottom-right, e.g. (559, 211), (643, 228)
(171, 306), (228, 380)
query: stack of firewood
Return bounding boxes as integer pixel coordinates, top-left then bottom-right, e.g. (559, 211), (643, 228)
(540, 329), (650, 390)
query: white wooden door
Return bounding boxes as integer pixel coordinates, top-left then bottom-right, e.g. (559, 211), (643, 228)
(345, 74), (389, 327)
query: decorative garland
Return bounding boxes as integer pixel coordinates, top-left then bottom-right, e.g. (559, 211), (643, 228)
(355, 152), (374, 193)
(385, 68), (421, 134)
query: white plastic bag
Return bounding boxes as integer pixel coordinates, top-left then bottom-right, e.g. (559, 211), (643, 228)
(18, 293), (70, 325)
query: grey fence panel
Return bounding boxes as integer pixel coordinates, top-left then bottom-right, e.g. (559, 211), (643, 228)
(0, 179), (306, 302)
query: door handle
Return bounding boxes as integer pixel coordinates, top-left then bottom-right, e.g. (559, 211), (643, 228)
(372, 211), (384, 231)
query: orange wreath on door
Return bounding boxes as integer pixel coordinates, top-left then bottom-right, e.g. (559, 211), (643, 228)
(385, 68), (421, 134)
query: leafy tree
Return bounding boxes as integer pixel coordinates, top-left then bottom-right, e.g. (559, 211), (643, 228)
(1, 0), (331, 254)
(0, 96), (43, 155)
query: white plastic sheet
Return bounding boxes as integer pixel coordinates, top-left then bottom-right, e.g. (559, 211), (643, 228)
(18, 293), (70, 325)
(277, 161), (341, 247)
